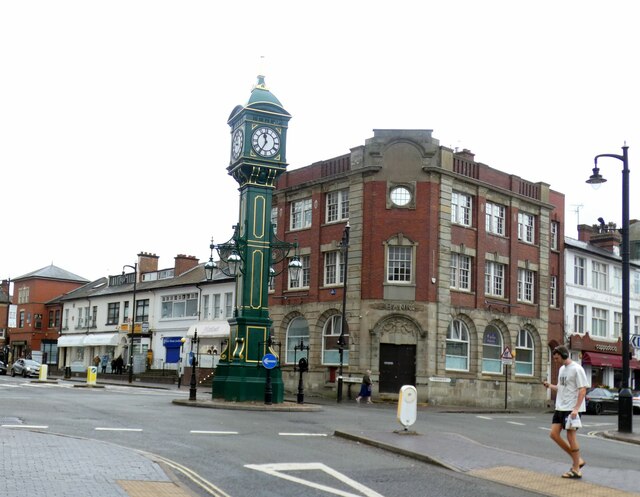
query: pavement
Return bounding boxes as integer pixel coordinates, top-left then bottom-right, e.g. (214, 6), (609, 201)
(2, 375), (640, 497)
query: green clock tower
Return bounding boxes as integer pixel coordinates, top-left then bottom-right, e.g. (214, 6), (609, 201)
(211, 75), (292, 403)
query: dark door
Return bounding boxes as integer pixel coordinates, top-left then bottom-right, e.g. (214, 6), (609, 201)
(379, 344), (416, 393)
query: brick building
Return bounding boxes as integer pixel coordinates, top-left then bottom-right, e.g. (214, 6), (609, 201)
(269, 129), (564, 408)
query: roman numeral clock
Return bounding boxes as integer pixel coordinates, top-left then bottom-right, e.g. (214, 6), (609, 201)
(211, 75), (292, 403)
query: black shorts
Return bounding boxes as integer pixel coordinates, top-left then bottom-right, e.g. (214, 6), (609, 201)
(552, 410), (581, 430)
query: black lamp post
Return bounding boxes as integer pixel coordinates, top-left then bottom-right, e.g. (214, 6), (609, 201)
(189, 330), (199, 401)
(122, 263), (137, 384)
(587, 144), (633, 433)
(337, 222), (350, 403)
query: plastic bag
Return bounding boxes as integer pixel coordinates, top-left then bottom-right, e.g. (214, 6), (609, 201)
(565, 416), (582, 430)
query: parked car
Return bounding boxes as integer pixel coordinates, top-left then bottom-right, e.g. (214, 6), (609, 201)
(10, 359), (41, 378)
(585, 387), (618, 414)
(0, 360), (7, 375)
(633, 391), (640, 414)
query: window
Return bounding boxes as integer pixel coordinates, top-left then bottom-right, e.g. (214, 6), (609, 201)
(634, 316), (640, 335)
(135, 299), (149, 323)
(290, 199), (312, 230)
(574, 256), (586, 286)
(326, 189), (349, 223)
(517, 212), (535, 244)
(202, 295), (211, 320)
(324, 251), (345, 286)
(48, 311), (55, 328)
(34, 313), (42, 329)
(18, 286), (29, 304)
(450, 253), (472, 291)
(107, 303), (120, 325)
(213, 294), (222, 319)
(550, 276), (557, 308)
(90, 306), (97, 328)
(224, 292), (233, 318)
(634, 273), (640, 295)
(446, 319), (469, 371)
(485, 261), (505, 297)
(289, 254), (310, 289)
(63, 309), (69, 329)
(55, 310), (61, 328)
(271, 207), (278, 235)
(592, 261), (608, 291)
(614, 312), (622, 338)
(517, 268), (535, 303)
(123, 301), (130, 321)
(486, 202), (506, 236)
(574, 304), (586, 333)
(550, 221), (559, 250)
(161, 293), (198, 319)
(387, 246), (412, 283)
(515, 329), (534, 376)
(390, 186), (412, 206)
(285, 317), (309, 364)
(451, 192), (472, 226)
(613, 267), (622, 294)
(591, 307), (608, 337)
(482, 325), (503, 374)
(19, 310), (24, 328)
(322, 315), (348, 365)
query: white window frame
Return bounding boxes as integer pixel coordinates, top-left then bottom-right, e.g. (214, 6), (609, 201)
(517, 268), (535, 303)
(290, 199), (312, 230)
(574, 256), (586, 286)
(591, 307), (608, 337)
(574, 304), (586, 333)
(285, 316), (309, 364)
(446, 319), (469, 371)
(550, 221), (559, 250)
(451, 192), (472, 227)
(387, 245), (412, 283)
(323, 251), (345, 286)
(486, 202), (506, 236)
(515, 329), (534, 376)
(271, 207), (278, 235)
(322, 315), (348, 365)
(485, 261), (505, 297)
(591, 261), (608, 291)
(326, 189), (349, 223)
(289, 254), (311, 289)
(614, 312), (622, 338)
(482, 325), (503, 374)
(450, 253), (472, 291)
(550, 275), (557, 308)
(517, 212), (535, 244)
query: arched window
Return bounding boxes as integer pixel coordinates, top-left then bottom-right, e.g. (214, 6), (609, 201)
(446, 319), (469, 371)
(515, 329), (534, 376)
(285, 317), (309, 364)
(322, 314), (348, 365)
(482, 325), (503, 374)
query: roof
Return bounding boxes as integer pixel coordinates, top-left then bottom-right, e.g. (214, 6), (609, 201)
(228, 75), (291, 123)
(564, 236), (640, 268)
(13, 264), (89, 283)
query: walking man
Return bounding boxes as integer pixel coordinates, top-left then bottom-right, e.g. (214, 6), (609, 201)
(542, 345), (588, 479)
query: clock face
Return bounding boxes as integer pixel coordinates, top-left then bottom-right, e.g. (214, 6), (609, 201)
(251, 126), (280, 158)
(232, 128), (244, 160)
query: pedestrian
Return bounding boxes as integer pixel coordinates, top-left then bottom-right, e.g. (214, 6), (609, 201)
(93, 355), (101, 370)
(542, 345), (588, 479)
(356, 370), (373, 404)
(100, 354), (108, 374)
(115, 355), (124, 375)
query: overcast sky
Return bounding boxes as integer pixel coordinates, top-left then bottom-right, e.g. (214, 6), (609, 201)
(1, 1), (638, 282)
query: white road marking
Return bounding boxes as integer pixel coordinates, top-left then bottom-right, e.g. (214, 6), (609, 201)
(476, 415), (493, 420)
(507, 421), (525, 426)
(2, 424), (49, 429)
(246, 462), (385, 497)
(95, 427), (143, 432)
(279, 432), (328, 437)
(190, 430), (239, 435)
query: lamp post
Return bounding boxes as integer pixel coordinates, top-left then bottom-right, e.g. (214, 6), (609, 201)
(189, 331), (199, 401)
(587, 144), (633, 433)
(122, 263), (137, 384)
(337, 222), (350, 403)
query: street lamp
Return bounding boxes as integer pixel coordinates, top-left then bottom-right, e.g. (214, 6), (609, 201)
(587, 144), (633, 433)
(204, 238), (217, 282)
(337, 222), (350, 403)
(122, 263), (137, 384)
(189, 330), (199, 401)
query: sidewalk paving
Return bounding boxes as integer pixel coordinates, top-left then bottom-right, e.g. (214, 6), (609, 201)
(6, 375), (640, 497)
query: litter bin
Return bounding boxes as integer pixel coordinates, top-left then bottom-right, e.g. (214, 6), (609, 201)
(64, 366), (71, 379)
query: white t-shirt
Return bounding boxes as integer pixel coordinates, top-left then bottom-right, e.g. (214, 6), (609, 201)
(555, 360), (588, 412)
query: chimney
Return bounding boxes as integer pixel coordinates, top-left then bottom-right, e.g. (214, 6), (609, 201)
(137, 252), (159, 275)
(577, 224), (596, 242)
(579, 223), (621, 253)
(456, 148), (475, 161)
(174, 254), (199, 276)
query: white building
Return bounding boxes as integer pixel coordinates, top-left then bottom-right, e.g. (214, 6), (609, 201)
(565, 224), (640, 389)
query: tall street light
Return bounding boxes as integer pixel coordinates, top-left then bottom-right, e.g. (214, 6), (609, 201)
(189, 330), (199, 401)
(337, 222), (350, 403)
(587, 144), (632, 433)
(122, 263), (137, 384)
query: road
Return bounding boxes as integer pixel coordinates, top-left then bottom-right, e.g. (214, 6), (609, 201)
(0, 375), (635, 497)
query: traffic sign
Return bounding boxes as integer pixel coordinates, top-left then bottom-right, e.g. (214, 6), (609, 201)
(262, 353), (278, 370)
(501, 346), (513, 365)
(631, 334), (640, 349)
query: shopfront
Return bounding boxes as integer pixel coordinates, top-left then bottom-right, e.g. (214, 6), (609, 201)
(570, 334), (639, 389)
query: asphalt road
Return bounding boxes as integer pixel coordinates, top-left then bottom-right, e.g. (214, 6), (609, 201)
(0, 375), (630, 497)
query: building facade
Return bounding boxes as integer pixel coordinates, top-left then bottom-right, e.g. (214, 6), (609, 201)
(565, 223), (640, 390)
(269, 129), (565, 407)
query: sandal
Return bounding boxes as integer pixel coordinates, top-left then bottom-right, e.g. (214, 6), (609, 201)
(561, 469), (582, 479)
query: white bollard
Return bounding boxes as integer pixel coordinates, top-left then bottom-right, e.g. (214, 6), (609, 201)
(39, 364), (48, 381)
(397, 385), (418, 430)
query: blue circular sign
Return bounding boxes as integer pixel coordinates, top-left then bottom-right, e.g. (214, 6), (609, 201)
(262, 353), (278, 370)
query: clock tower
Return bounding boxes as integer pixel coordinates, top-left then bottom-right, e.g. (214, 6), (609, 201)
(211, 75), (292, 403)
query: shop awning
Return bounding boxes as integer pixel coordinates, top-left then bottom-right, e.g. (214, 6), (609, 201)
(57, 335), (87, 347)
(187, 322), (230, 338)
(582, 352), (640, 369)
(57, 333), (121, 347)
(82, 333), (120, 346)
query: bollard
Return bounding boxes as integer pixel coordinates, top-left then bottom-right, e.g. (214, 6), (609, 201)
(39, 364), (48, 381)
(87, 366), (98, 385)
(397, 385), (418, 430)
